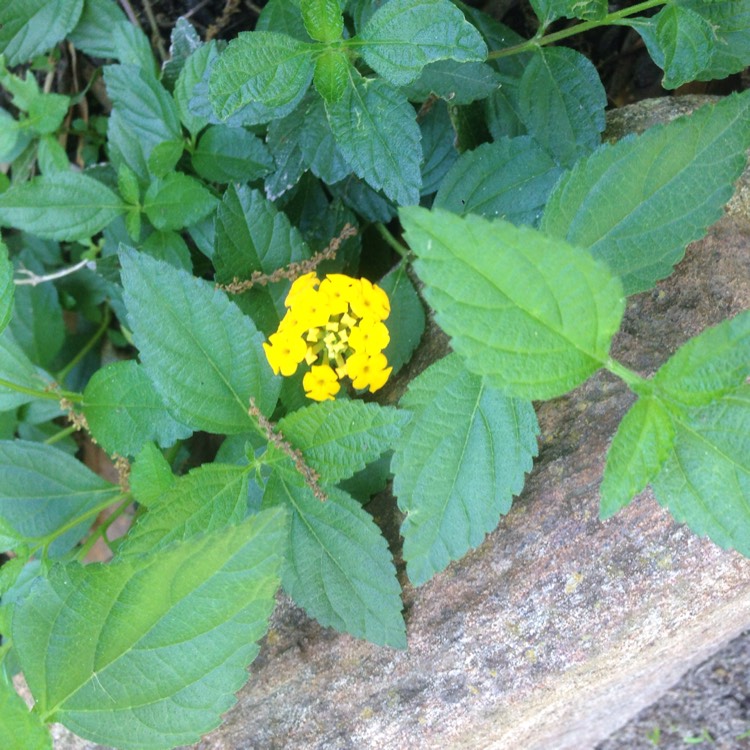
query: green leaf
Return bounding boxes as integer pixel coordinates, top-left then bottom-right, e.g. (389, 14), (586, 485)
(541, 91), (750, 295)
(0, 0), (84, 65)
(0, 172), (126, 241)
(214, 184), (309, 331)
(257, 0), (309, 39)
(518, 47), (605, 167)
(162, 17), (203, 88)
(297, 96), (352, 184)
(174, 40), (216, 137)
(393, 354), (538, 585)
(599, 395), (675, 520)
(530, 0), (606, 25)
(275, 400), (409, 484)
(0, 439), (119, 556)
(653, 311), (750, 406)
(0, 329), (50, 411)
(418, 99), (457, 195)
(378, 263), (425, 374)
(13, 508), (286, 750)
(434, 136), (563, 225)
(263, 470), (405, 647)
(119, 248), (280, 433)
(652, 388), (750, 555)
(83, 360), (192, 456)
(0, 680), (51, 750)
(118, 463), (248, 558)
(0, 241), (14, 334)
(143, 173), (218, 231)
(401, 59), (501, 104)
(313, 48), (350, 103)
(112, 18), (156, 70)
(68, 0), (127, 59)
(209, 31), (316, 121)
(141, 230), (192, 270)
(326, 70), (422, 205)
(302, 0), (344, 42)
(191, 124), (274, 183)
(628, 5), (714, 90)
(358, 0), (487, 86)
(129, 442), (175, 508)
(401, 206), (625, 399)
(147, 139), (184, 178)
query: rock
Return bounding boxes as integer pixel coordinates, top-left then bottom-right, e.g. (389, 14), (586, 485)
(51, 96), (750, 750)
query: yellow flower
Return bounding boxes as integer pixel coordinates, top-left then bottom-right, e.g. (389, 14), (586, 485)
(263, 272), (393, 400)
(345, 351), (392, 393)
(303, 364), (340, 401)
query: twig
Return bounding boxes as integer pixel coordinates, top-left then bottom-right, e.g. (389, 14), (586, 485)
(14, 258), (96, 286)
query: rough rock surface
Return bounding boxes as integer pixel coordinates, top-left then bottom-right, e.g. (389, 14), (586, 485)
(49, 96), (750, 750)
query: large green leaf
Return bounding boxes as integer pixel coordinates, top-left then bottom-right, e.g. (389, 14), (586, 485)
(402, 59), (501, 104)
(0, 329), (49, 411)
(191, 124), (274, 183)
(529, 0), (606, 25)
(263, 470), (405, 647)
(357, 0), (487, 86)
(326, 70), (422, 205)
(434, 136), (563, 225)
(0, 0), (84, 65)
(599, 395), (675, 520)
(301, 0), (344, 42)
(0, 439), (119, 556)
(143, 173), (218, 231)
(652, 388), (750, 555)
(0, 172), (126, 241)
(0, 241), (14, 334)
(209, 31), (315, 120)
(401, 207), (625, 400)
(119, 248), (280, 434)
(68, 0), (126, 59)
(13, 509), (286, 750)
(275, 400), (409, 484)
(174, 40), (216, 137)
(118, 463), (248, 558)
(653, 311), (750, 407)
(0, 680), (51, 750)
(393, 354), (538, 585)
(542, 91), (750, 294)
(518, 47), (606, 167)
(83, 360), (192, 457)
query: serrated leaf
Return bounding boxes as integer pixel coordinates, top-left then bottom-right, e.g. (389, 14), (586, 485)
(192, 124), (274, 183)
(174, 40), (216, 137)
(401, 206), (624, 399)
(68, 0), (127, 59)
(358, 0), (487, 86)
(83, 360), (192, 456)
(599, 395), (675, 520)
(402, 59), (501, 104)
(264, 100), (308, 200)
(378, 263), (425, 374)
(0, 439), (119, 556)
(313, 48), (350, 103)
(257, 0), (310, 39)
(0, 681), (51, 750)
(302, 0), (344, 42)
(653, 311), (750, 406)
(326, 70), (422, 205)
(299, 96), (351, 183)
(0, 0), (84, 65)
(263, 470), (405, 647)
(541, 91), (750, 295)
(393, 354), (538, 585)
(13, 508), (286, 750)
(214, 184), (309, 331)
(118, 463), (248, 558)
(162, 17), (202, 89)
(275, 400), (409, 484)
(144, 173), (218, 231)
(530, 0), (606, 25)
(129, 442), (175, 508)
(434, 136), (563, 225)
(518, 47), (606, 167)
(0, 329), (50, 411)
(112, 18), (155, 70)
(119, 248), (281, 433)
(0, 241), (14, 334)
(628, 5), (714, 90)
(0, 172), (126, 241)
(419, 100), (457, 195)
(209, 31), (315, 120)
(652, 388), (750, 555)
(147, 139), (184, 178)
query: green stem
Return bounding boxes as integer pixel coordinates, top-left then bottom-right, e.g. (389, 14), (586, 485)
(605, 357), (650, 394)
(0, 377), (82, 403)
(488, 0), (667, 60)
(44, 424), (77, 445)
(75, 498), (131, 562)
(375, 222), (411, 259)
(56, 305), (111, 383)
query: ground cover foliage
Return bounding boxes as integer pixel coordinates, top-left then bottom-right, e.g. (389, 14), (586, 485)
(0, 0), (749, 747)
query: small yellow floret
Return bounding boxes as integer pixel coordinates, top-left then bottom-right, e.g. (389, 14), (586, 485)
(348, 317), (390, 354)
(346, 351), (392, 392)
(303, 364), (340, 401)
(263, 331), (307, 377)
(349, 278), (390, 321)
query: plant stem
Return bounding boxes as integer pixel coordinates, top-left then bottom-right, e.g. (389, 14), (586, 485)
(75, 498), (132, 562)
(488, 0), (667, 60)
(605, 357), (650, 394)
(44, 424), (78, 445)
(56, 306), (111, 383)
(375, 222), (411, 259)
(0, 377), (82, 403)
(14, 258), (96, 286)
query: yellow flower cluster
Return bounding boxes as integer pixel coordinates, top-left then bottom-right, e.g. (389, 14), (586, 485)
(263, 272), (393, 401)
